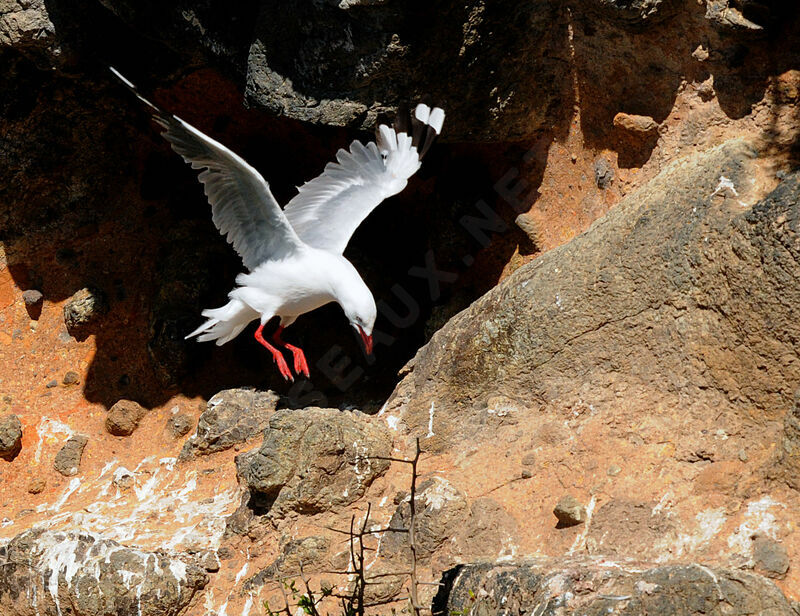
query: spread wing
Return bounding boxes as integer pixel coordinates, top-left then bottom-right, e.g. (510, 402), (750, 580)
(111, 67), (303, 271)
(283, 104), (445, 255)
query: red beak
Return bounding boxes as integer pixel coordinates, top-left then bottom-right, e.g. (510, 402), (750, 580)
(358, 325), (373, 356)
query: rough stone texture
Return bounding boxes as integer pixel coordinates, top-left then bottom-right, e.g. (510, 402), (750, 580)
(21, 288), (42, 305)
(776, 390), (800, 490)
(437, 560), (795, 616)
(553, 494), (586, 527)
(0, 414), (22, 461)
(236, 408), (391, 515)
(245, 535), (330, 590)
(381, 477), (469, 562)
(63, 287), (107, 338)
(2, 2), (800, 614)
(0, 529), (207, 616)
(53, 434), (88, 476)
(754, 535), (791, 579)
(0, 0), (55, 53)
(167, 412), (193, 438)
(90, 0), (570, 142)
(705, 0), (776, 32)
(387, 140), (800, 453)
(27, 477), (45, 494)
(179, 388), (279, 460)
(105, 399), (147, 436)
(365, 483), (518, 604)
(584, 0), (679, 24)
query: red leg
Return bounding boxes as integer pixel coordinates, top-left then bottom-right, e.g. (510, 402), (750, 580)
(273, 326), (310, 378)
(255, 324), (293, 382)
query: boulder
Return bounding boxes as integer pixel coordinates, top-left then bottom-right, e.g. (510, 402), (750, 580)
(0, 414), (22, 461)
(0, 529), (207, 616)
(387, 140), (800, 453)
(236, 407), (391, 515)
(179, 388), (279, 460)
(436, 559), (794, 616)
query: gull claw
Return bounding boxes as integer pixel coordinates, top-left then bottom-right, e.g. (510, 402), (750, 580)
(292, 350), (310, 379)
(255, 323), (294, 382)
(274, 355), (294, 382)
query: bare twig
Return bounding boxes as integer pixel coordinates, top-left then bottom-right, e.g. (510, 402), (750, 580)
(408, 437), (423, 616)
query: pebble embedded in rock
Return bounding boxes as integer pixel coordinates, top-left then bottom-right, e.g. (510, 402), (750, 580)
(194, 549), (221, 572)
(0, 415), (23, 461)
(168, 413), (193, 438)
(113, 471), (134, 490)
(46, 379), (57, 388)
(553, 495), (586, 527)
(54, 434), (88, 476)
(692, 45), (709, 62)
(105, 399), (147, 436)
(62, 371), (80, 385)
(27, 478), (46, 494)
(753, 534), (790, 579)
(594, 157), (614, 189)
(521, 453), (536, 466)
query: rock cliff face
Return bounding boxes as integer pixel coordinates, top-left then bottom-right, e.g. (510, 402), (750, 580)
(1, 1), (800, 615)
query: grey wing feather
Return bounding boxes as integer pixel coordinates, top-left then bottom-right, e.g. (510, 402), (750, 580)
(110, 67), (303, 270)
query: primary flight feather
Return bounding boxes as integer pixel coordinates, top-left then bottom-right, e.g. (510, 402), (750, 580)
(111, 67), (444, 381)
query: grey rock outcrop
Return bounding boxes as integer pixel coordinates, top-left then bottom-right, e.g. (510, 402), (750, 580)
(387, 140), (800, 451)
(0, 414), (22, 461)
(236, 407), (391, 515)
(245, 535), (330, 590)
(179, 388), (279, 460)
(0, 529), (207, 616)
(437, 559), (795, 615)
(380, 477), (469, 562)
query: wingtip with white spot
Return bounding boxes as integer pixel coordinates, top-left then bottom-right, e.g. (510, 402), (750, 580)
(428, 107), (445, 134)
(109, 66), (136, 90)
(414, 103), (431, 124)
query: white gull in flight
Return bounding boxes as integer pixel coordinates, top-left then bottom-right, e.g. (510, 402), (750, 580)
(111, 68), (444, 381)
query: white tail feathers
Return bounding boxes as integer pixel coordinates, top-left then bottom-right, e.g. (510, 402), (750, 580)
(185, 298), (258, 346)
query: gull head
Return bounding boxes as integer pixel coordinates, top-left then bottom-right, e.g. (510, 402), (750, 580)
(339, 286), (376, 356)
(346, 299), (376, 356)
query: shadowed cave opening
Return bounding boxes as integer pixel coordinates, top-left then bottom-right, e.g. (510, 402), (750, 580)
(2, 51), (540, 413)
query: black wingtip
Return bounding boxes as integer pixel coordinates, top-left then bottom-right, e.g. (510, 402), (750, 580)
(109, 66), (170, 122)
